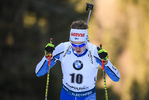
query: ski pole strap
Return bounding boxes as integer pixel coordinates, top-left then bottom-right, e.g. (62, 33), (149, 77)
(62, 84), (95, 97)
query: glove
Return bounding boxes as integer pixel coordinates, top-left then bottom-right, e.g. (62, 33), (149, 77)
(97, 47), (108, 62)
(44, 38), (55, 58)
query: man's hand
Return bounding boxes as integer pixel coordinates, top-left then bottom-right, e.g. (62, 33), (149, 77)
(97, 47), (108, 61)
(44, 38), (55, 57)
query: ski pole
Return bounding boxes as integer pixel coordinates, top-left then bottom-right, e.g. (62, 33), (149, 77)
(45, 38), (53, 100)
(86, 3), (94, 25)
(100, 44), (108, 100)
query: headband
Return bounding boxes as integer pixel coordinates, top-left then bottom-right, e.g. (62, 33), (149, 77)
(70, 29), (88, 42)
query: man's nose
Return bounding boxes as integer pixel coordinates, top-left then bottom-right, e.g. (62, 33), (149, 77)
(76, 46), (80, 50)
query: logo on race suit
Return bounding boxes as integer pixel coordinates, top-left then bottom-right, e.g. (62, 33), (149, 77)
(71, 33), (85, 37)
(73, 60), (83, 70)
(67, 51), (71, 55)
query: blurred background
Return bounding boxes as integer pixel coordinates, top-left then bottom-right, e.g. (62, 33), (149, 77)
(0, 0), (149, 100)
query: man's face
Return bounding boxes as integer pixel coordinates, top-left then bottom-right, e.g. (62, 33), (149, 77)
(71, 41), (86, 54)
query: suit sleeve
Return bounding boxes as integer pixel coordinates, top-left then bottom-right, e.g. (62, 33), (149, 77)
(35, 43), (64, 77)
(93, 46), (120, 82)
(104, 60), (120, 82)
(95, 57), (120, 82)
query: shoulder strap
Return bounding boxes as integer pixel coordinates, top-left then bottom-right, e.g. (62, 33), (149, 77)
(61, 42), (71, 63)
(88, 42), (96, 71)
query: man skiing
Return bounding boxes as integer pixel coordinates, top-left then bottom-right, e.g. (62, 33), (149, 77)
(35, 20), (120, 100)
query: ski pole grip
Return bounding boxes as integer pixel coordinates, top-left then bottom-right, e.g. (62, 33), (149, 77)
(100, 44), (102, 49)
(86, 3), (94, 11)
(50, 38), (53, 44)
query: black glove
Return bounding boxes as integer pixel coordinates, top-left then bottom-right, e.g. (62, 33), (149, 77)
(97, 47), (108, 61)
(44, 38), (55, 57)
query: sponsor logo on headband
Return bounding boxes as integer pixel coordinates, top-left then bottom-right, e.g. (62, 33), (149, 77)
(71, 33), (85, 37)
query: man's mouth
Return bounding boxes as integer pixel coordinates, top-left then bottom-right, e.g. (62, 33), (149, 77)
(76, 51), (81, 53)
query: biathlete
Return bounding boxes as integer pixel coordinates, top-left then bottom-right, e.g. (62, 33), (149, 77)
(35, 20), (120, 100)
